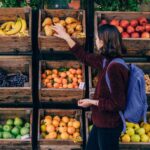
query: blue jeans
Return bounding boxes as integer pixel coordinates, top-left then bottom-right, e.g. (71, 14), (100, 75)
(86, 124), (123, 150)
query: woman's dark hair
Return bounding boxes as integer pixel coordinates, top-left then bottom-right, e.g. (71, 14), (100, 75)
(98, 24), (126, 58)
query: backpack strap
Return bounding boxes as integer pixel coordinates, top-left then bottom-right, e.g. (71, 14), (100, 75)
(105, 58), (129, 133)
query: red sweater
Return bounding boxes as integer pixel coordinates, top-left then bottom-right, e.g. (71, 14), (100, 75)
(70, 44), (129, 128)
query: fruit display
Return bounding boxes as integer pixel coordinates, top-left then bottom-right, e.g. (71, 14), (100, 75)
(145, 74), (150, 93)
(99, 16), (150, 38)
(0, 117), (30, 139)
(120, 121), (150, 143)
(41, 67), (83, 89)
(0, 68), (28, 87)
(42, 16), (85, 38)
(0, 17), (28, 37)
(40, 115), (82, 143)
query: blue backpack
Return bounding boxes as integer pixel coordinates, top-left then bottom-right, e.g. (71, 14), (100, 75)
(103, 58), (148, 132)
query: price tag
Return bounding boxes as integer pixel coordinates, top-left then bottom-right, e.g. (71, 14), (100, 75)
(79, 82), (85, 90)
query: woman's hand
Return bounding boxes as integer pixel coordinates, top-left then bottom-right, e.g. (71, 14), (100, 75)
(52, 24), (76, 48)
(78, 99), (99, 108)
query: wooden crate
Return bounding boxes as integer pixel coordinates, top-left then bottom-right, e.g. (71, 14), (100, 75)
(0, 56), (32, 103)
(38, 109), (83, 150)
(95, 11), (150, 56)
(0, 7), (32, 53)
(38, 9), (86, 52)
(88, 62), (150, 101)
(0, 108), (32, 150)
(39, 60), (85, 103)
(85, 112), (150, 150)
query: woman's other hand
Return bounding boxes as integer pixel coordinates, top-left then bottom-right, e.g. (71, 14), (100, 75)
(78, 99), (99, 108)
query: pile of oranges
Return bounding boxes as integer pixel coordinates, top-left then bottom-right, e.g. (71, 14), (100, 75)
(41, 67), (83, 89)
(40, 115), (82, 142)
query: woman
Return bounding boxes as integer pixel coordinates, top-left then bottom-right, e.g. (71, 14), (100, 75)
(52, 24), (129, 150)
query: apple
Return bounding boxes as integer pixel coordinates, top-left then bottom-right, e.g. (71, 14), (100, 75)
(145, 24), (150, 32)
(100, 19), (108, 25)
(135, 26), (145, 32)
(138, 17), (148, 25)
(120, 20), (129, 29)
(131, 32), (140, 38)
(130, 19), (138, 27)
(110, 19), (119, 26)
(135, 128), (145, 135)
(141, 134), (149, 142)
(127, 26), (135, 34)
(116, 26), (123, 33)
(131, 134), (140, 142)
(141, 32), (150, 38)
(134, 124), (140, 130)
(126, 122), (135, 128)
(126, 127), (135, 136)
(121, 134), (130, 142)
(122, 32), (130, 38)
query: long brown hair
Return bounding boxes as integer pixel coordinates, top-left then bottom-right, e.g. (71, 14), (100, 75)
(98, 24), (126, 58)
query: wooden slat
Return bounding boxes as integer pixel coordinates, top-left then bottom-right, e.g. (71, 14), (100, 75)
(95, 11), (150, 56)
(38, 9), (86, 51)
(0, 7), (32, 53)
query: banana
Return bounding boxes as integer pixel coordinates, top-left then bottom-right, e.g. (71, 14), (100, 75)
(5, 18), (22, 35)
(5, 22), (15, 31)
(0, 29), (5, 36)
(20, 18), (27, 33)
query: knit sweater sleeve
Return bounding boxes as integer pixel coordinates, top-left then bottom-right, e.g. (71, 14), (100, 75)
(70, 43), (105, 69)
(97, 63), (128, 112)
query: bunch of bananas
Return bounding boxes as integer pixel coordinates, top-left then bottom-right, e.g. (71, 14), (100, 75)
(0, 17), (28, 37)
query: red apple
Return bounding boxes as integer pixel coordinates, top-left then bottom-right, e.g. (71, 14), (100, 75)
(138, 17), (148, 25)
(145, 24), (150, 32)
(110, 19), (119, 26)
(116, 26), (123, 33)
(135, 26), (145, 32)
(122, 32), (130, 38)
(100, 19), (108, 25)
(130, 19), (138, 27)
(131, 32), (140, 38)
(141, 32), (150, 38)
(127, 26), (135, 34)
(120, 20), (129, 29)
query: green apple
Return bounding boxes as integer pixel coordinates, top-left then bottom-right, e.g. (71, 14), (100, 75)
(136, 128), (145, 136)
(131, 134), (140, 142)
(3, 132), (13, 139)
(126, 127), (135, 136)
(14, 117), (23, 126)
(6, 119), (14, 126)
(3, 125), (12, 132)
(25, 122), (30, 128)
(141, 134), (149, 142)
(20, 127), (30, 136)
(11, 127), (20, 136)
(16, 135), (22, 139)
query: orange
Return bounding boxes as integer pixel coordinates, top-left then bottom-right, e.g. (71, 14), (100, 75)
(45, 132), (57, 139)
(52, 74), (57, 79)
(59, 84), (63, 88)
(68, 84), (73, 88)
(47, 82), (52, 88)
(69, 68), (73, 73)
(52, 119), (59, 127)
(52, 69), (58, 75)
(47, 75), (52, 80)
(53, 83), (59, 88)
(44, 78), (50, 84)
(59, 121), (66, 127)
(66, 71), (70, 76)
(73, 132), (80, 139)
(45, 115), (52, 120)
(53, 116), (61, 122)
(69, 74), (74, 79)
(58, 126), (67, 133)
(72, 77), (78, 83)
(60, 72), (67, 78)
(45, 70), (51, 75)
(76, 69), (82, 75)
(63, 84), (68, 88)
(77, 74), (82, 79)
(57, 78), (62, 84)
(67, 126), (76, 135)
(44, 118), (52, 125)
(60, 132), (69, 140)
(42, 73), (46, 79)
(74, 85), (79, 88)
(62, 116), (70, 123)
(46, 124), (55, 133)
(73, 121), (80, 129)
(62, 79), (67, 84)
